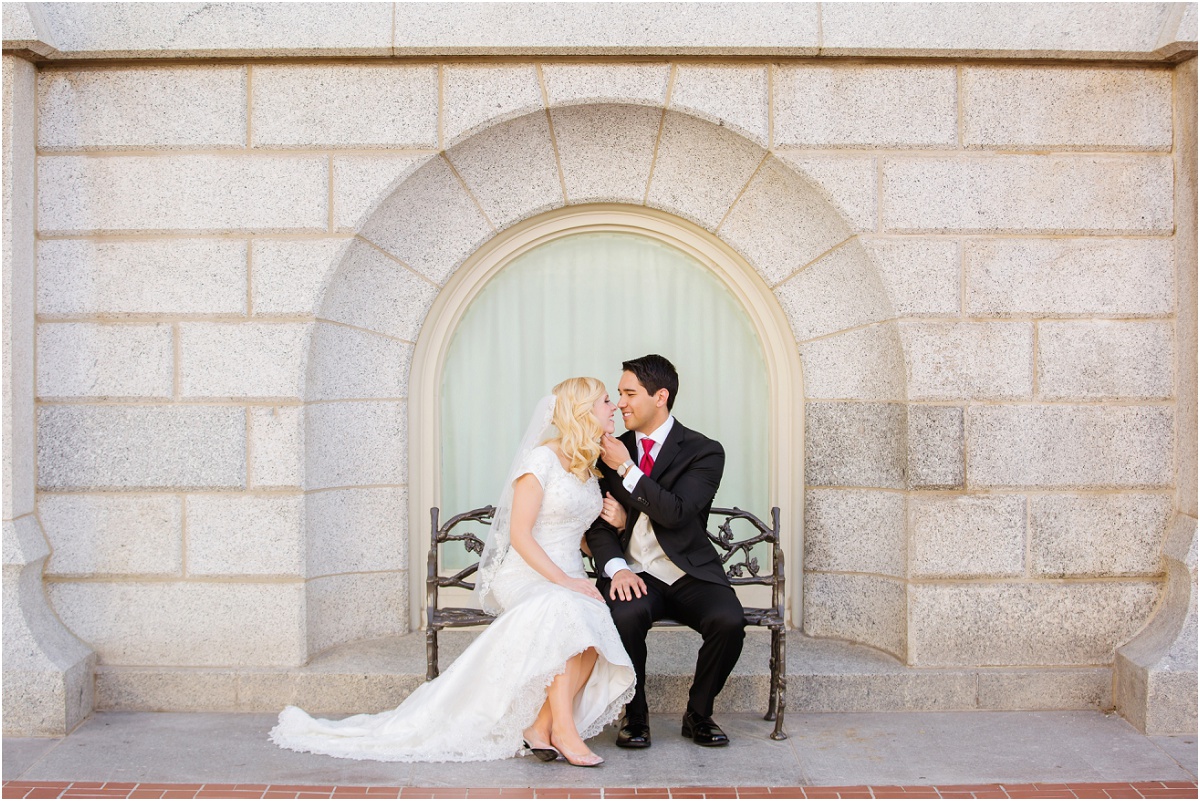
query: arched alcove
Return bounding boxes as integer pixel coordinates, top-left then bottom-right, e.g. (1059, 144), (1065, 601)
(304, 104), (908, 661)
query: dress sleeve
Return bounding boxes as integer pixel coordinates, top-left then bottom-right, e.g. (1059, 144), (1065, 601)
(514, 447), (553, 489)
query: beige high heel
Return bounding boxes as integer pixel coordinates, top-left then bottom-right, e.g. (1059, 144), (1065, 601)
(550, 733), (604, 767)
(522, 727), (559, 762)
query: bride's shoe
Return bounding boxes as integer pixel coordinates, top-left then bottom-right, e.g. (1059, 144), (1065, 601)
(550, 733), (604, 767)
(522, 727), (559, 762)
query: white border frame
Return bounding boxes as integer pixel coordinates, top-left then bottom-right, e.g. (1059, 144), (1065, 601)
(407, 205), (805, 630)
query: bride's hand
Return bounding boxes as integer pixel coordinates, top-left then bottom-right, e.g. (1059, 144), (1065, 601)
(600, 492), (626, 531)
(561, 576), (604, 602)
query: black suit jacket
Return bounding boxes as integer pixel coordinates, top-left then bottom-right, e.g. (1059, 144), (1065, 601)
(585, 420), (728, 587)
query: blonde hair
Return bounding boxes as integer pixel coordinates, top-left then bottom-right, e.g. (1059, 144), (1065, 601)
(545, 376), (606, 482)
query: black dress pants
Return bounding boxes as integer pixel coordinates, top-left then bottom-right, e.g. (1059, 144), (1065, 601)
(600, 571), (745, 720)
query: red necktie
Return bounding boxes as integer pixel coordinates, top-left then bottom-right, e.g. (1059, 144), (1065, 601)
(639, 438), (655, 475)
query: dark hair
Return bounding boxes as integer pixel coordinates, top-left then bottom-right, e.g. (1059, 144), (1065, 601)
(622, 354), (679, 411)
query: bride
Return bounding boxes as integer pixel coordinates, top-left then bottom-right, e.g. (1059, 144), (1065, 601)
(271, 377), (636, 765)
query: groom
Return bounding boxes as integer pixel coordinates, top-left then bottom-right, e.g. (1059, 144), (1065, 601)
(585, 354), (745, 749)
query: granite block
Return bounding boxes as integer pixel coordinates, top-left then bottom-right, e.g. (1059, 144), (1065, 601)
(908, 581), (1161, 667)
(305, 487), (408, 577)
(907, 405), (965, 490)
(186, 494), (304, 577)
(332, 154), (434, 233)
(803, 488), (905, 577)
(38, 405), (246, 491)
(550, 103), (661, 205)
(542, 63), (670, 107)
(251, 64), (437, 148)
(5, 55), (37, 521)
(308, 322), (412, 401)
(799, 322), (905, 401)
(883, 155), (1174, 234)
(306, 572), (409, 656)
(805, 401), (907, 489)
(38, 154), (328, 235)
(976, 669), (1112, 711)
(96, 668), (237, 713)
(820, 3), (1172, 58)
(37, 239), (247, 317)
(250, 238), (347, 317)
(804, 572), (906, 659)
(777, 152), (878, 233)
(1037, 320), (1175, 401)
(967, 405), (1174, 489)
(965, 238), (1174, 318)
(1030, 493), (1174, 578)
(38, 65), (246, 150)
(178, 322), (311, 400)
(774, 64), (956, 148)
(392, 3), (820, 56)
(47, 580), (305, 666)
(40, 494), (182, 577)
(36, 2), (393, 58)
(909, 494), (1027, 579)
(773, 240), (893, 341)
(305, 401), (406, 490)
(36, 323), (173, 400)
(963, 66), (1171, 151)
(900, 321), (1034, 401)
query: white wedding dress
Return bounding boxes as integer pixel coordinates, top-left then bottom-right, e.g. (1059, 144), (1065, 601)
(270, 445), (636, 762)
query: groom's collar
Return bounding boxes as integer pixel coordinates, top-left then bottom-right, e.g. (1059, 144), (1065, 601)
(634, 416), (675, 450)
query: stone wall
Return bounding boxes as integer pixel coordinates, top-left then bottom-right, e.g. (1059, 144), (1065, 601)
(4, 2), (1196, 734)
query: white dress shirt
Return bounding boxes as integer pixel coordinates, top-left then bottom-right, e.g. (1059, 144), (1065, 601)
(603, 417), (686, 584)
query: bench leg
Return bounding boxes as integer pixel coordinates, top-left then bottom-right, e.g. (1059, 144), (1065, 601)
(769, 627), (787, 740)
(765, 627), (779, 722)
(426, 627), (440, 681)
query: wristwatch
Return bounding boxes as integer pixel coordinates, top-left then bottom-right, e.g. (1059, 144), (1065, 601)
(616, 459), (634, 477)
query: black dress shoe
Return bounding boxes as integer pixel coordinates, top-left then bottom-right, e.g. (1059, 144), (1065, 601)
(681, 711), (730, 747)
(615, 716), (651, 748)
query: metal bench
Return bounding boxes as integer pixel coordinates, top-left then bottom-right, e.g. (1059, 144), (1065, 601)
(426, 504), (787, 740)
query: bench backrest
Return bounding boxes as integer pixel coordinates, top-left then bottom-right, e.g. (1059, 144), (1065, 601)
(427, 505), (784, 620)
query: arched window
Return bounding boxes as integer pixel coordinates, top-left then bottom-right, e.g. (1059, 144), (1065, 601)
(408, 207), (804, 628)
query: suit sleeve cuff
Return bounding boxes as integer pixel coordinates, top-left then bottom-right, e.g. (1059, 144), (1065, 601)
(604, 558), (631, 579)
(621, 465), (643, 494)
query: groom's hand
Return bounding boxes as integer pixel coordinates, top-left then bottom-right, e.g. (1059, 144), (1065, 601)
(609, 569), (647, 601)
(600, 434), (632, 470)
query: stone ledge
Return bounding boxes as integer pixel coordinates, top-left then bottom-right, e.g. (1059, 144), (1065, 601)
(820, 2), (1195, 62)
(9, 3), (392, 60)
(94, 629), (1112, 716)
(5, 3), (1194, 61)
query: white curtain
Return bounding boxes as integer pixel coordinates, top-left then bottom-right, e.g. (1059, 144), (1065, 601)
(441, 232), (769, 564)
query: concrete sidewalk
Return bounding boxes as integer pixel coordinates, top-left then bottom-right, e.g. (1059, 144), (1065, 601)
(3, 711), (1196, 790)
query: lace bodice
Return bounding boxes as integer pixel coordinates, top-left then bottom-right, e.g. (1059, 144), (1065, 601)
(490, 446), (602, 601)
